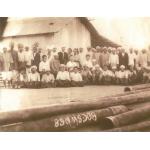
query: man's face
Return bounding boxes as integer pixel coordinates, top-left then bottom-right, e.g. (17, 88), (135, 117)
(86, 55), (90, 60)
(3, 48), (7, 53)
(129, 48), (133, 53)
(25, 47), (29, 51)
(121, 68), (124, 71)
(54, 55), (58, 60)
(74, 68), (78, 73)
(103, 66), (108, 71)
(43, 56), (47, 62)
(121, 49), (125, 53)
(62, 47), (65, 52)
(9, 43), (14, 50)
(53, 48), (57, 52)
(60, 67), (65, 72)
(31, 68), (36, 73)
(79, 48), (83, 53)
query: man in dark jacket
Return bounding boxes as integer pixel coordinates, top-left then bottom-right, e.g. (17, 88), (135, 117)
(118, 47), (129, 69)
(58, 47), (68, 64)
(32, 47), (41, 71)
(9, 42), (19, 71)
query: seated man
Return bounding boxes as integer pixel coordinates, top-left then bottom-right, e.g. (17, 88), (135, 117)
(39, 55), (50, 75)
(27, 65), (41, 88)
(83, 54), (93, 69)
(81, 65), (92, 85)
(136, 65), (144, 84)
(116, 65), (128, 85)
(56, 64), (71, 87)
(11, 70), (20, 88)
(66, 55), (77, 69)
(101, 65), (112, 85)
(143, 66), (150, 83)
(128, 65), (137, 85)
(70, 67), (84, 87)
(41, 71), (55, 88)
(91, 64), (103, 85)
(111, 66), (117, 84)
(18, 68), (28, 88)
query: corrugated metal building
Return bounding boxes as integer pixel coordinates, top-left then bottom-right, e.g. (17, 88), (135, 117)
(0, 17), (119, 52)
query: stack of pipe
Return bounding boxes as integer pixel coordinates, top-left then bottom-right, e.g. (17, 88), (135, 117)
(0, 85), (150, 131)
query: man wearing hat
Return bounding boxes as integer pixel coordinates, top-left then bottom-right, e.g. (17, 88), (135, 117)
(9, 42), (19, 71)
(50, 54), (60, 78)
(70, 66), (84, 87)
(100, 47), (109, 69)
(109, 48), (119, 69)
(56, 64), (70, 87)
(139, 49), (148, 67)
(27, 65), (40, 88)
(116, 65), (128, 85)
(17, 43), (26, 72)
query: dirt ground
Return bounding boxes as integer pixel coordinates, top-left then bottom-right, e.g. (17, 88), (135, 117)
(0, 85), (125, 111)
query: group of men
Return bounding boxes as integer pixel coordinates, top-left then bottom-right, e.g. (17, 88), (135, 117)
(0, 42), (150, 88)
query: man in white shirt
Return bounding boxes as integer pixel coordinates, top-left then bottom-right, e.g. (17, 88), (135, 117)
(41, 71), (55, 88)
(24, 46), (33, 66)
(83, 54), (93, 68)
(139, 49), (148, 67)
(101, 65), (112, 85)
(116, 65), (128, 85)
(27, 65), (40, 88)
(79, 47), (86, 67)
(66, 55), (77, 69)
(70, 67), (84, 87)
(109, 48), (119, 69)
(39, 55), (50, 73)
(128, 48), (136, 67)
(56, 64), (71, 87)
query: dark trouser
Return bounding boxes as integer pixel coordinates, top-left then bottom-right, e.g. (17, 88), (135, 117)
(101, 76), (112, 85)
(56, 80), (71, 87)
(116, 78), (128, 85)
(82, 76), (92, 85)
(143, 76), (149, 83)
(18, 62), (26, 72)
(71, 81), (84, 87)
(26, 81), (41, 89)
(128, 75), (137, 85)
(41, 82), (56, 88)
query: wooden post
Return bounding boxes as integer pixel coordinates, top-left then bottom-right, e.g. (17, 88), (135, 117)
(0, 105), (128, 131)
(105, 120), (150, 132)
(99, 105), (150, 130)
(0, 91), (150, 126)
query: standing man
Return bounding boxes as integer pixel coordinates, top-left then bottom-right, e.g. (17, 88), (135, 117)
(17, 43), (26, 71)
(128, 48), (135, 67)
(58, 47), (68, 64)
(118, 47), (129, 69)
(9, 42), (18, 71)
(109, 48), (119, 69)
(147, 45), (150, 66)
(32, 47), (41, 71)
(139, 49), (148, 67)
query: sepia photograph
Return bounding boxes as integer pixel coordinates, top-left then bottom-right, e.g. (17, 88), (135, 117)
(1, 17), (150, 132)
